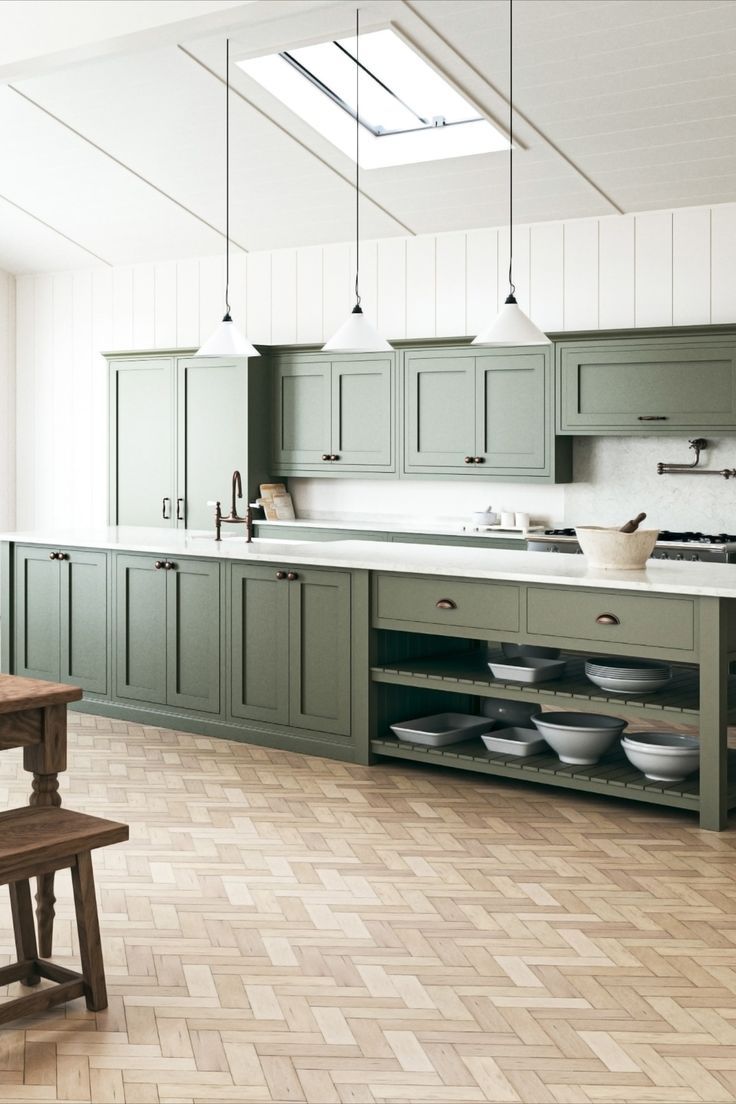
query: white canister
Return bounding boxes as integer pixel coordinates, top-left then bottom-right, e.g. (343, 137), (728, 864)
(500, 511), (515, 529)
(515, 511), (530, 530)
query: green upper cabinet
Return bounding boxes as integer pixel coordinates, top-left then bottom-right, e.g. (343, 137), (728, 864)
(177, 358), (248, 530)
(115, 553), (220, 713)
(15, 545), (108, 695)
(109, 357), (176, 526)
(272, 352), (396, 475)
(404, 345), (570, 482)
(558, 336), (736, 434)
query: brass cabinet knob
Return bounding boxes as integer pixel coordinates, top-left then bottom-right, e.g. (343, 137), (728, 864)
(331, 454), (340, 461)
(275, 570), (287, 580)
(436, 598), (457, 610)
(57, 552), (68, 560)
(322, 454), (330, 461)
(287, 571), (299, 581)
(48, 552), (57, 560)
(154, 560), (164, 570)
(595, 613), (620, 625)
(473, 456), (484, 464)
(464, 456), (473, 464)
(164, 561), (176, 571)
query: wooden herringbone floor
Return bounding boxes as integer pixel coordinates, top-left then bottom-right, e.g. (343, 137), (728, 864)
(1, 716), (736, 1104)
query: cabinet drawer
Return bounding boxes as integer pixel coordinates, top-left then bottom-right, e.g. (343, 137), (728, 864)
(374, 573), (520, 635)
(527, 587), (695, 652)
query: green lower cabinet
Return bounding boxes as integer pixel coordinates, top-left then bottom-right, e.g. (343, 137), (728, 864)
(230, 564), (352, 739)
(253, 523), (388, 542)
(14, 545), (108, 694)
(116, 553), (220, 712)
(388, 533), (525, 550)
(231, 564), (290, 725)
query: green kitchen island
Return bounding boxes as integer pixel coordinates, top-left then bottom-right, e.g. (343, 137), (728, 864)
(2, 528), (735, 830)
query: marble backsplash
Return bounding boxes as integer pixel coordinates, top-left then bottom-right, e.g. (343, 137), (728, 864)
(290, 436), (736, 534)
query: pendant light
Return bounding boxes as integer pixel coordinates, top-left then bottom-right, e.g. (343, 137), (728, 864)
(323, 9), (391, 353)
(472, 0), (550, 347)
(196, 39), (259, 358)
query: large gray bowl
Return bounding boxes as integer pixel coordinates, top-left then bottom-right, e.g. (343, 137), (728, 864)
(622, 732), (699, 782)
(532, 711), (626, 765)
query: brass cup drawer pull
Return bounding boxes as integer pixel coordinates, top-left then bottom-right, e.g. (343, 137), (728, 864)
(436, 598), (457, 610)
(595, 613), (620, 625)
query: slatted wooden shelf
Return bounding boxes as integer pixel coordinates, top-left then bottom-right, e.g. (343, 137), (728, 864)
(371, 735), (736, 813)
(371, 650), (736, 726)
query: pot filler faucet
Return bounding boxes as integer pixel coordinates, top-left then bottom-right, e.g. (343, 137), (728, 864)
(214, 470), (258, 543)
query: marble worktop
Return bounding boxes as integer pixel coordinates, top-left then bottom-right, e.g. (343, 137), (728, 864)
(3, 527), (736, 598)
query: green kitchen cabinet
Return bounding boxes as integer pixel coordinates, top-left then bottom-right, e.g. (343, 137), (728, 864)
(231, 564), (352, 738)
(253, 523), (388, 542)
(404, 346), (570, 482)
(388, 533), (525, 550)
(558, 335), (736, 434)
(272, 352), (396, 474)
(115, 553), (220, 713)
(108, 352), (271, 528)
(14, 545), (108, 694)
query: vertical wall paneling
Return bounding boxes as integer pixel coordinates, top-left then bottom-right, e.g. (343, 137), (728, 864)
(376, 236), (406, 340)
(53, 275), (74, 525)
(672, 208), (711, 326)
(406, 235), (436, 338)
(529, 222), (563, 332)
(91, 267), (113, 525)
(175, 258), (199, 348)
(322, 242), (351, 340)
(635, 211), (673, 328)
(132, 264), (155, 349)
(198, 255), (224, 348)
(271, 250), (298, 345)
(296, 246), (323, 344)
(229, 251), (247, 339)
(350, 238), (378, 326)
(435, 231), (466, 338)
(498, 225), (531, 314)
(15, 275), (33, 528)
(599, 215), (635, 329)
(33, 278), (54, 530)
(112, 265), (133, 350)
(0, 271), (15, 530)
(466, 227), (498, 337)
(72, 271), (93, 522)
(153, 261), (177, 348)
(246, 251), (272, 345)
(563, 219), (599, 331)
(712, 205), (736, 325)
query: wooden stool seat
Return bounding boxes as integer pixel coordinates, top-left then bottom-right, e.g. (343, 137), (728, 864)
(0, 806), (128, 1026)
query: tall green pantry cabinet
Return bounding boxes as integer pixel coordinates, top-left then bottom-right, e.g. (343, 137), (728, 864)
(107, 352), (271, 528)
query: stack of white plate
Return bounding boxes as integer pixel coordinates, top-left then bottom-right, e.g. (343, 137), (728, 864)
(585, 657), (671, 695)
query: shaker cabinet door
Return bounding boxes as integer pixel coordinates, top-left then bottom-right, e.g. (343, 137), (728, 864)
(289, 569), (351, 737)
(14, 546), (61, 682)
(476, 350), (547, 474)
(109, 358), (175, 526)
(230, 564), (290, 726)
(166, 559), (221, 714)
(59, 551), (108, 695)
(273, 361), (332, 467)
(115, 554), (168, 705)
(331, 359), (394, 470)
(404, 354), (477, 471)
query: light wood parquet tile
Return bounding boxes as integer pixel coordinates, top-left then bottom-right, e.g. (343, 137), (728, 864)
(0, 715), (736, 1102)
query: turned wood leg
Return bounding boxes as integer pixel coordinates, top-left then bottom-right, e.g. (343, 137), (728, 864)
(71, 851), (107, 1012)
(30, 773), (61, 957)
(23, 704), (67, 957)
(9, 880), (40, 986)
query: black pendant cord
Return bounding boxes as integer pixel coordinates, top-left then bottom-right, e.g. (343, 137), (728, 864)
(354, 7), (361, 310)
(506, 0), (516, 303)
(225, 37), (231, 319)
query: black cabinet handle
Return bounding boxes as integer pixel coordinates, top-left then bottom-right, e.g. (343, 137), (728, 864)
(638, 416), (667, 421)
(176, 498), (184, 521)
(162, 497), (171, 520)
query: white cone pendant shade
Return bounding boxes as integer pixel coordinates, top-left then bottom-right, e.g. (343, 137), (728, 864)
(197, 313), (260, 357)
(323, 305), (392, 353)
(472, 295), (550, 347)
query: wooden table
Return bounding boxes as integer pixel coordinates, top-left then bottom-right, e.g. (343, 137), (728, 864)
(0, 675), (82, 956)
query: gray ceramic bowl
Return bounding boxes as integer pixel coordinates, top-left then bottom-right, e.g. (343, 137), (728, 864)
(532, 711), (626, 765)
(482, 697), (542, 727)
(622, 732), (699, 782)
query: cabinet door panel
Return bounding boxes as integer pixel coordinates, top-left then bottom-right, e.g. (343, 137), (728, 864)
(559, 341), (736, 431)
(274, 362), (332, 466)
(177, 358), (247, 531)
(289, 569), (351, 737)
(60, 551), (108, 695)
(167, 560), (220, 714)
(405, 355), (476, 470)
(14, 546), (60, 681)
(115, 554), (167, 704)
(477, 351), (547, 472)
(110, 359), (175, 525)
(231, 565), (290, 725)
(332, 359), (393, 469)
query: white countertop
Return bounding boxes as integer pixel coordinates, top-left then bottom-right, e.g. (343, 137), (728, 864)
(3, 526), (736, 597)
(254, 516), (529, 540)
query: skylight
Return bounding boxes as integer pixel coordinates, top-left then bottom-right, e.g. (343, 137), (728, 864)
(238, 28), (509, 169)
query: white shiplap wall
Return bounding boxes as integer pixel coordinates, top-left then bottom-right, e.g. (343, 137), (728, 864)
(13, 202), (736, 530)
(0, 270), (15, 530)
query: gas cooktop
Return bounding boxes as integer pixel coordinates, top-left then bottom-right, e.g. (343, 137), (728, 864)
(534, 528), (736, 562)
(543, 528), (736, 546)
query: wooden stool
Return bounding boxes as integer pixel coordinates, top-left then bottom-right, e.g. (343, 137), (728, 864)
(0, 806), (128, 1025)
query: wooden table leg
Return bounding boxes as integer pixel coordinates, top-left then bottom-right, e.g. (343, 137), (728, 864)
(23, 704), (67, 957)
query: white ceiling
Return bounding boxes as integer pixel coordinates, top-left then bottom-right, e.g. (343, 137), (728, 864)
(1, 0), (735, 273)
